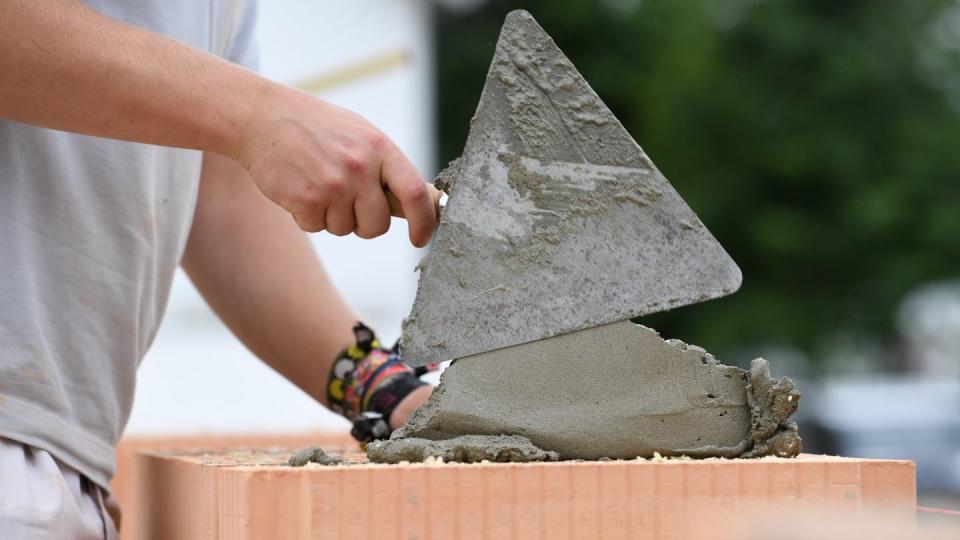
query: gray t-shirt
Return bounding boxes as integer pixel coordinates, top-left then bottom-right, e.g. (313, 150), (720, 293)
(0, 0), (259, 490)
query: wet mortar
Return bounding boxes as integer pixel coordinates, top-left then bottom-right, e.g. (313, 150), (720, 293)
(372, 321), (801, 464)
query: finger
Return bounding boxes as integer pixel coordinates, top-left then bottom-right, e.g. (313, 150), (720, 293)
(380, 143), (436, 247)
(324, 202), (356, 236)
(293, 211), (325, 233)
(354, 188), (391, 239)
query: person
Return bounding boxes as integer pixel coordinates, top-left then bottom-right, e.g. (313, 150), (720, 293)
(0, 1), (440, 537)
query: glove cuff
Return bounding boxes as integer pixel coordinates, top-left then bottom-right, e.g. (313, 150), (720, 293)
(327, 323), (431, 444)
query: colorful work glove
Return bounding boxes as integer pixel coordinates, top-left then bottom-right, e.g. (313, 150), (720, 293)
(327, 323), (437, 444)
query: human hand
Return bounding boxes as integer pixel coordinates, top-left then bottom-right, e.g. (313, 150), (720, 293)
(235, 89), (439, 247)
(327, 323), (438, 443)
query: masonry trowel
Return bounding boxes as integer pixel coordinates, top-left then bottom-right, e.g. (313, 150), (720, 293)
(400, 10), (741, 366)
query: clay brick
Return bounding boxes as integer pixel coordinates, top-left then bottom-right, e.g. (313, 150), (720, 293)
(131, 451), (919, 540)
(113, 432), (354, 538)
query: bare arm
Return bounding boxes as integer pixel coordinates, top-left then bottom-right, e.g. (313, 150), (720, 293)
(184, 153), (432, 425)
(182, 153), (357, 406)
(0, 0), (436, 245)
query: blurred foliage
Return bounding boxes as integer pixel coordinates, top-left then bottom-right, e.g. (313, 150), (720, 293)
(434, 0), (960, 368)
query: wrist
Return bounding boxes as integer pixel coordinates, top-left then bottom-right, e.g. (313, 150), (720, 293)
(327, 323), (438, 443)
(212, 73), (294, 167)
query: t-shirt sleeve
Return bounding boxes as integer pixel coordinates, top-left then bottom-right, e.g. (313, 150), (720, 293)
(225, 0), (260, 71)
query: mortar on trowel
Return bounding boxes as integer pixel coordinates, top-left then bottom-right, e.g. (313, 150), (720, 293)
(369, 10), (802, 464)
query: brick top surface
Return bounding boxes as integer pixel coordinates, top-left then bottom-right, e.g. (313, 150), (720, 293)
(144, 448), (914, 471)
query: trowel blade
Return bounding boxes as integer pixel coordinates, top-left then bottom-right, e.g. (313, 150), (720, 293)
(400, 10), (741, 367)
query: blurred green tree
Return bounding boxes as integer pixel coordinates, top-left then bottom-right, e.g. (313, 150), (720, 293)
(434, 0), (960, 369)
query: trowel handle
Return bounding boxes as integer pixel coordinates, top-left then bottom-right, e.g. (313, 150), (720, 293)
(386, 184), (445, 221)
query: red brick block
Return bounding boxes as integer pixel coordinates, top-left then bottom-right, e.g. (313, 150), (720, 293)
(133, 451), (918, 540)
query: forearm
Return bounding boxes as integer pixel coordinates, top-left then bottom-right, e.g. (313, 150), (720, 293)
(2, 0), (437, 245)
(0, 0), (274, 160)
(183, 153), (356, 405)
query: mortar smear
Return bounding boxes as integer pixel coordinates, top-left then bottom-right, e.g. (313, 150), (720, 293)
(367, 434), (559, 464)
(288, 446), (343, 467)
(381, 321), (801, 462)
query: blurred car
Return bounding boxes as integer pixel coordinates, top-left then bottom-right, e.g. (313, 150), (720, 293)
(800, 376), (960, 494)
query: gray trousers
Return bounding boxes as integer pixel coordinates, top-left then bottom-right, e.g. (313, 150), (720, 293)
(0, 438), (119, 539)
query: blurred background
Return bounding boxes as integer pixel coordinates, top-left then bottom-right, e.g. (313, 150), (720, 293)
(128, 0), (959, 507)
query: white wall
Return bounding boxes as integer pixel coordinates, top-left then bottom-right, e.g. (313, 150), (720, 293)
(126, 0), (435, 435)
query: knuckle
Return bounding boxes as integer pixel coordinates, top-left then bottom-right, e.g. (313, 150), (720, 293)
(342, 154), (366, 175)
(357, 219), (389, 239)
(373, 220), (390, 237)
(402, 180), (428, 201)
(324, 176), (347, 197)
(293, 214), (323, 233)
(367, 131), (388, 151)
(299, 184), (326, 207)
